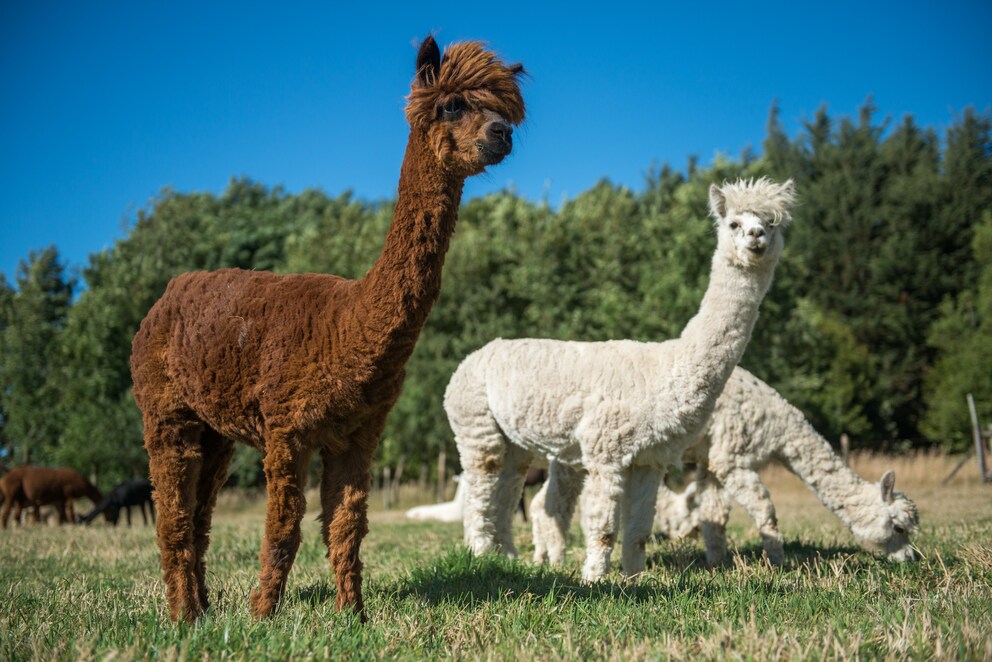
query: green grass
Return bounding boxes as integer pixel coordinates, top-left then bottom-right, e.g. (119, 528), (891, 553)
(2, 478), (991, 661)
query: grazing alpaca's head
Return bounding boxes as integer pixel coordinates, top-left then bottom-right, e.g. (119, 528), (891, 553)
(654, 480), (701, 541)
(405, 36), (525, 176)
(709, 177), (796, 268)
(852, 470), (920, 562)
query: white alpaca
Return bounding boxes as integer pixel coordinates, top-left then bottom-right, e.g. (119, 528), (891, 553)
(446, 178), (796, 582)
(405, 476), (465, 523)
(651, 367), (920, 563)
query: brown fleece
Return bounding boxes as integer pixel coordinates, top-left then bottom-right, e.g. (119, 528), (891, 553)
(130, 35), (525, 624)
(0, 466), (102, 527)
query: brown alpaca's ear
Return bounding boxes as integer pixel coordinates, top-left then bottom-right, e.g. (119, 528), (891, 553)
(416, 35), (441, 87)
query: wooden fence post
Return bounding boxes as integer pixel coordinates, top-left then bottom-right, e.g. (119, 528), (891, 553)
(383, 466), (392, 509)
(967, 393), (989, 482)
(840, 433), (850, 466)
(392, 457), (405, 507)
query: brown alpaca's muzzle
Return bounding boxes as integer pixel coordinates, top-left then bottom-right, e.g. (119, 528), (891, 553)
(477, 118), (513, 165)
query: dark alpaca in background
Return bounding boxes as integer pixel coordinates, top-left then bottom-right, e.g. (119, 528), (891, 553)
(130, 35), (525, 623)
(80, 479), (155, 526)
(518, 467), (548, 521)
(0, 466), (103, 527)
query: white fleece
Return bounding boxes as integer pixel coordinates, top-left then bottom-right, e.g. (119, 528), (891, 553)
(655, 367), (920, 564)
(447, 178), (797, 581)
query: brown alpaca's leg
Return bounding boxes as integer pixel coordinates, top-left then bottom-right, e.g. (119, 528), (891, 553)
(249, 443), (310, 619)
(191, 431), (235, 612)
(320, 445), (372, 622)
(66, 500), (76, 524)
(145, 416), (207, 623)
(1, 499), (11, 528)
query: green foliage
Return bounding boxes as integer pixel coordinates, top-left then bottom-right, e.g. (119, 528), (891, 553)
(0, 108), (989, 483)
(922, 211), (992, 449)
(0, 247), (74, 464)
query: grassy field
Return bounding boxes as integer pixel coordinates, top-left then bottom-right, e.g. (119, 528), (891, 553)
(2, 452), (990, 660)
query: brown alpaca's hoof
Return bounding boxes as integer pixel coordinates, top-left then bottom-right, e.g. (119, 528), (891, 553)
(249, 588), (279, 619)
(167, 599), (205, 624)
(165, 582), (206, 624)
(335, 593), (367, 623)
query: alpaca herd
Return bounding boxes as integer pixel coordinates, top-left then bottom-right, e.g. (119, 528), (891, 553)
(2, 35), (922, 626)
(0, 465), (153, 528)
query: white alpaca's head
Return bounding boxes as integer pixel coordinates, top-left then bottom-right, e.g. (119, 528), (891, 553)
(851, 470), (920, 562)
(655, 481), (702, 540)
(709, 177), (796, 268)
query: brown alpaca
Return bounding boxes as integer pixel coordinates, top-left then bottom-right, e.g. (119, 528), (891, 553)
(0, 466), (103, 527)
(130, 35), (525, 624)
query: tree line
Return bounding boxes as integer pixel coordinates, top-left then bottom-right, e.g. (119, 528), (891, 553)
(1, 104), (989, 488)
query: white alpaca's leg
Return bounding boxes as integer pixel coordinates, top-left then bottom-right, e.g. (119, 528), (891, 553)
(531, 481), (550, 563)
(491, 445), (532, 556)
(621, 465), (662, 577)
(579, 467), (625, 583)
(697, 471), (732, 565)
(721, 467), (784, 564)
(531, 462), (583, 565)
(451, 395), (513, 556)
(461, 468), (501, 555)
(458, 440), (531, 557)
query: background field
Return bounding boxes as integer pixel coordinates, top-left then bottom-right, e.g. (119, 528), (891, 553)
(2, 452), (990, 661)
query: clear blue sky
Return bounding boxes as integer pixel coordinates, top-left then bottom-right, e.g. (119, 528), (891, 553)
(2, 1), (990, 283)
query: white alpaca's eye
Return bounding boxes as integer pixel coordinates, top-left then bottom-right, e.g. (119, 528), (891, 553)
(893, 525), (906, 535)
(729, 221), (739, 230)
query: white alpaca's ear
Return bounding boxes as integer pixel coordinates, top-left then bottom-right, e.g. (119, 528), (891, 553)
(709, 183), (727, 219)
(880, 470), (896, 503)
(780, 178), (796, 198)
(774, 178), (797, 227)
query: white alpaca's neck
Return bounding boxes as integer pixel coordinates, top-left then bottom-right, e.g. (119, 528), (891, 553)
(666, 241), (778, 432)
(778, 423), (877, 532)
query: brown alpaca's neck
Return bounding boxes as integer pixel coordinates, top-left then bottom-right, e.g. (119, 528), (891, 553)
(356, 131), (464, 361)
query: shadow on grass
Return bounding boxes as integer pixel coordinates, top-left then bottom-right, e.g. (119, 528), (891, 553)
(294, 582), (337, 608)
(388, 546), (699, 607)
(649, 538), (875, 572)
(291, 539), (906, 612)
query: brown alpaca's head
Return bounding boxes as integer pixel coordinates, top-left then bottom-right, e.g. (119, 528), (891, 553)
(405, 35), (526, 176)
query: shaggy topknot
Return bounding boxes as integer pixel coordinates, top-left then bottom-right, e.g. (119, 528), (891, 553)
(711, 177), (797, 226)
(405, 37), (526, 129)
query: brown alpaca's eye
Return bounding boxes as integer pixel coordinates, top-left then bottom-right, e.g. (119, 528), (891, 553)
(441, 98), (466, 120)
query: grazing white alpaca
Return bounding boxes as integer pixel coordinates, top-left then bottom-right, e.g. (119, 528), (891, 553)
(405, 476), (465, 523)
(651, 367), (920, 564)
(446, 178), (796, 582)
